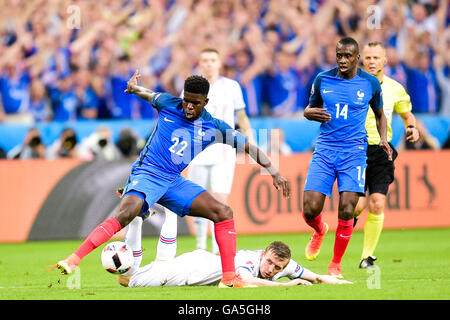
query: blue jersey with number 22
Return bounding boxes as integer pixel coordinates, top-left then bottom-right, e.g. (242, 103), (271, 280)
(131, 92), (247, 181)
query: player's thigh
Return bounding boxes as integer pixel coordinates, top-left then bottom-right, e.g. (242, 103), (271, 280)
(210, 160), (235, 195)
(189, 191), (232, 223)
(188, 164), (211, 190)
(158, 176), (207, 217)
(304, 149), (337, 198)
(336, 151), (367, 196)
(121, 173), (170, 221)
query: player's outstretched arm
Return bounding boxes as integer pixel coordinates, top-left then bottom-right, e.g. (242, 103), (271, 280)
(300, 268), (353, 285)
(238, 270), (311, 287)
(244, 142), (291, 199)
(124, 69), (156, 102)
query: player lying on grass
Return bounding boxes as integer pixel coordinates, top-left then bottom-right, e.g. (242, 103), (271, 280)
(117, 217), (352, 287)
(54, 72), (291, 288)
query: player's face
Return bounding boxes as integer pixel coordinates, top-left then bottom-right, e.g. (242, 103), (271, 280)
(259, 250), (289, 279)
(362, 45), (386, 76)
(182, 91), (209, 121)
(336, 44), (360, 75)
(199, 51), (221, 78)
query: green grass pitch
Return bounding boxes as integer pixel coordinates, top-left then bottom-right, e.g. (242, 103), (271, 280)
(0, 228), (449, 300)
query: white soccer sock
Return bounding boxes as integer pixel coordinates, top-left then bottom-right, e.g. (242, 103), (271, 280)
(123, 216), (143, 276)
(194, 217), (208, 250)
(156, 208), (178, 261)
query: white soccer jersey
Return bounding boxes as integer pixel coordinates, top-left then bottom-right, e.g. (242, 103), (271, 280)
(128, 249), (305, 287)
(190, 76), (246, 165)
(128, 249), (222, 287)
(234, 249), (305, 281)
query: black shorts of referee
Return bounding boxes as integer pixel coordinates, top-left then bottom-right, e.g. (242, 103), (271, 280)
(365, 142), (398, 195)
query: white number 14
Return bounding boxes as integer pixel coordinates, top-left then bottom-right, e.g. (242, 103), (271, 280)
(335, 103), (348, 119)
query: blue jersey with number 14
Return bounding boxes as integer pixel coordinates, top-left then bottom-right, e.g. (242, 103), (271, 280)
(309, 67), (383, 153)
(131, 92), (247, 181)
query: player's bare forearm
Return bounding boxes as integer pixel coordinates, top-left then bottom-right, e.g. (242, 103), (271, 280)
(245, 142), (277, 175)
(300, 268), (352, 284)
(244, 142), (291, 198)
(125, 84), (155, 102)
(124, 69), (156, 102)
(239, 273), (310, 287)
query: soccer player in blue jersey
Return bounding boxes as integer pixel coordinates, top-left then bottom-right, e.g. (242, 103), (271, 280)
(301, 37), (392, 278)
(54, 71), (291, 288)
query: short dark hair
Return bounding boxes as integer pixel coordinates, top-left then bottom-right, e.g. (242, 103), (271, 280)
(265, 241), (291, 261)
(184, 75), (210, 96)
(337, 37), (359, 52)
(200, 48), (220, 56)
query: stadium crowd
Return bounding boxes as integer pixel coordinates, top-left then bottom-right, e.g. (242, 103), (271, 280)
(0, 0), (449, 159)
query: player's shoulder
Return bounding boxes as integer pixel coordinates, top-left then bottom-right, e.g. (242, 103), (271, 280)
(382, 75), (406, 91)
(316, 67), (339, 80)
(152, 92), (182, 111)
(357, 68), (381, 90)
(236, 249), (262, 260)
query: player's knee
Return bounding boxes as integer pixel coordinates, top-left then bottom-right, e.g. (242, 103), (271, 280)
(303, 200), (322, 218)
(214, 203), (233, 222)
(368, 197), (385, 214)
(338, 203), (356, 221)
(114, 198), (142, 227)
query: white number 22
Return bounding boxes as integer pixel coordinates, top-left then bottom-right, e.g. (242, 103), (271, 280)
(168, 137), (188, 156)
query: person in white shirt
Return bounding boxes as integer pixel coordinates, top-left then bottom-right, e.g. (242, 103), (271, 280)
(156, 48), (255, 261)
(118, 217), (352, 287)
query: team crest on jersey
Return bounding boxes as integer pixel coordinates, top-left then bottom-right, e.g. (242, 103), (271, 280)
(295, 264), (301, 273)
(246, 261), (255, 271)
(355, 89), (366, 105)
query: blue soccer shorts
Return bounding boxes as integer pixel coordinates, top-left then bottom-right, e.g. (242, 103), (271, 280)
(122, 172), (206, 217)
(304, 147), (367, 197)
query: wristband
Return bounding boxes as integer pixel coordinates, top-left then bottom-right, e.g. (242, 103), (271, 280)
(407, 125), (415, 129)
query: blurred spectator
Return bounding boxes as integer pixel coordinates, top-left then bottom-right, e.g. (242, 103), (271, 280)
(29, 79), (52, 122)
(0, 0), (447, 119)
(266, 49), (302, 117)
(433, 28), (450, 115)
(233, 49), (267, 117)
(116, 128), (142, 158)
(442, 129), (450, 149)
(109, 55), (140, 119)
(74, 68), (99, 120)
(79, 126), (122, 161)
(7, 127), (46, 159)
(48, 72), (78, 121)
(0, 60), (32, 124)
(46, 128), (92, 160)
(384, 46), (408, 88)
(259, 127), (293, 155)
(0, 146), (6, 159)
(399, 120), (440, 151)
